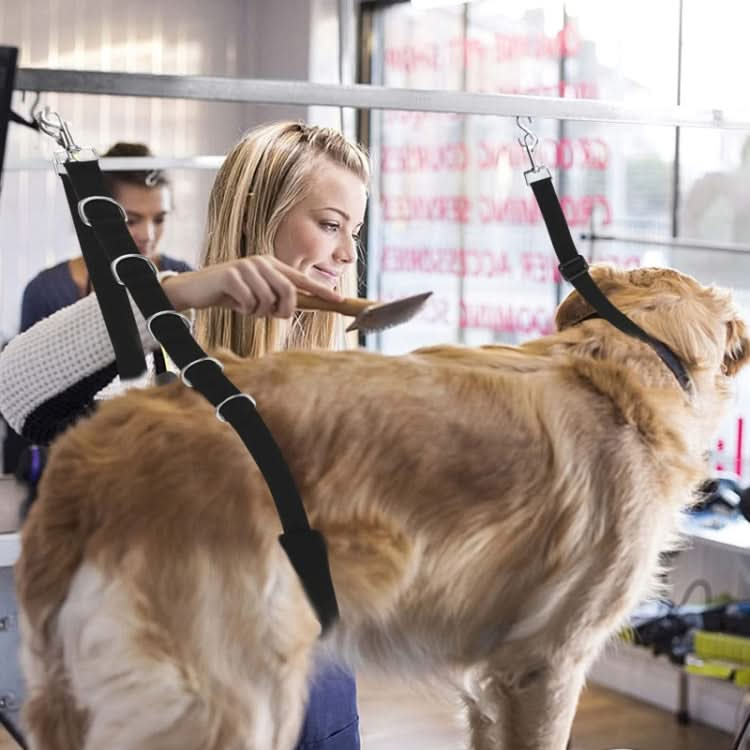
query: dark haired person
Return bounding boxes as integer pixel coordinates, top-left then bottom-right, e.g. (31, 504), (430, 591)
(6, 142), (191, 499)
(19, 141), (191, 332)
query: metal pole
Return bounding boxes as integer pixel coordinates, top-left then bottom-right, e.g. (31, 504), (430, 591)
(15, 68), (750, 130)
(580, 231), (750, 257)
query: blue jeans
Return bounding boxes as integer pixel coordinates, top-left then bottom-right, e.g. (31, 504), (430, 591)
(295, 662), (360, 749)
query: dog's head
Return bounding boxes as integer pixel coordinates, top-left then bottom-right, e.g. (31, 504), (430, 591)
(555, 264), (750, 380)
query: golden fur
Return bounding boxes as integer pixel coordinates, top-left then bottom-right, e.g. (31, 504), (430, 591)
(16, 265), (750, 749)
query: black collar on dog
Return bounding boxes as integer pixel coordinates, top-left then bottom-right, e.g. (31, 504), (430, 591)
(578, 312), (692, 387)
(528, 175), (691, 393)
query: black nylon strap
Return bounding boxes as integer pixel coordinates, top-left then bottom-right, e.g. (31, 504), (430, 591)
(61, 158), (339, 633)
(530, 176), (691, 392)
(59, 170), (147, 379)
(10, 109), (40, 131)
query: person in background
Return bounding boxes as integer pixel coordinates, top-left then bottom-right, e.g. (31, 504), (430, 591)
(19, 141), (191, 333)
(0, 120), (368, 749)
(4, 142), (192, 484)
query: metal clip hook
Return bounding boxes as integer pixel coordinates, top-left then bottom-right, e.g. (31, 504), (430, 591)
(35, 107), (81, 156)
(516, 115), (539, 171)
(515, 115), (550, 184)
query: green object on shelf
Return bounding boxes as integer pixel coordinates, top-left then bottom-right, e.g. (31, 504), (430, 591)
(685, 659), (734, 680)
(685, 653), (750, 686)
(694, 630), (750, 665)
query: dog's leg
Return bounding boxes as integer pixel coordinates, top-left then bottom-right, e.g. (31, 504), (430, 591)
(462, 658), (586, 750)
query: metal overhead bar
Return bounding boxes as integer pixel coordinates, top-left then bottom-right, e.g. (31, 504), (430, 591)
(14, 68), (750, 130)
(3, 155), (226, 171)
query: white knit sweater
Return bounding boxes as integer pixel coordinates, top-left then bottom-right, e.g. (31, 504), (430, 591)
(0, 288), (162, 438)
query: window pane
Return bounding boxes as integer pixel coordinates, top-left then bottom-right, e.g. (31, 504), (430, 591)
(676, 0), (750, 476)
(369, 0), (678, 355)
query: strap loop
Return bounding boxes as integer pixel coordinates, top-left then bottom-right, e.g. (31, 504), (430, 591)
(180, 356), (224, 388)
(216, 393), (257, 422)
(111, 254), (158, 286)
(77, 195), (126, 227)
(146, 310), (193, 340)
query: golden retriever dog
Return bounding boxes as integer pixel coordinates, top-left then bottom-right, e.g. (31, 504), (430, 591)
(15, 265), (750, 750)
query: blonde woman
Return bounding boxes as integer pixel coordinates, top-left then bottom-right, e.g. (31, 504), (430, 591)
(0, 121), (369, 749)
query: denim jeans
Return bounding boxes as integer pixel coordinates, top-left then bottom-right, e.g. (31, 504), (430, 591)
(295, 662), (360, 749)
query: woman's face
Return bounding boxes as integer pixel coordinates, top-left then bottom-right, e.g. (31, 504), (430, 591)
(114, 183), (171, 258)
(273, 161), (367, 290)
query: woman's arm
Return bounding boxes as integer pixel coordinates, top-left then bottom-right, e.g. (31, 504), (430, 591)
(0, 290), (157, 443)
(0, 258), (341, 444)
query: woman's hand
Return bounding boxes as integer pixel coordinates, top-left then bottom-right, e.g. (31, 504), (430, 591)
(161, 257), (343, 318)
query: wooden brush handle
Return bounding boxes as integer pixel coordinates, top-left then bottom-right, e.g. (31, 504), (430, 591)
(296, 292), (376, 316)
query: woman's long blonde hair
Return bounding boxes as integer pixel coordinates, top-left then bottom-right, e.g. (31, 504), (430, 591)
(194, 121), (370, 358)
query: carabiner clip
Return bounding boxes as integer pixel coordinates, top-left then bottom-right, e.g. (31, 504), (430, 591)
(36, 107), (80, 155)
(36, 107), (98, 171)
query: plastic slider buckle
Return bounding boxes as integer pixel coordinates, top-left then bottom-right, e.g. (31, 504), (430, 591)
(111, 254), (158, 286)
(558, 255), (590, 282)
(180, 356), (225, 388)
(77, 195), (127, 227)
(215, 393), (257, 423)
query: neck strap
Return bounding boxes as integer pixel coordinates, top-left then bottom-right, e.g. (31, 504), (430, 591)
(528, 173), (691, 392)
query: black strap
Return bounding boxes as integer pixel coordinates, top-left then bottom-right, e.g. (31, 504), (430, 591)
(9, 109), (40, 131)
(0, 47), (19, 198)
(59, 170), (147, 379)
(60, 158), (339, 633)
(0, 710), (27, 750)
(529, 175), (691, 392)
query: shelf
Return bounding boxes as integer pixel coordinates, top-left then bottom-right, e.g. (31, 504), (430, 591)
(681, 511), (750, 556)
(589, 640), (746, 733)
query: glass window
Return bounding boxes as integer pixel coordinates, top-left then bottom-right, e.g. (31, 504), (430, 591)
(369, 0), (677, 349)
(365, 0), (748, 476)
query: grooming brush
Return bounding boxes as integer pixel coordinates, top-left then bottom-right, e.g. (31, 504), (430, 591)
(296, 291), (432, 333)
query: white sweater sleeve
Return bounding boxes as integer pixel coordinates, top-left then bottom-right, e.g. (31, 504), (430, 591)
(0, 289), (160, 438)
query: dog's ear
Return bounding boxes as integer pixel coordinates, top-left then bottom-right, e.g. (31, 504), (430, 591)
(554, 265), (624, 331)
(723, 318), (750, 376)
(555, 289), (593, 331)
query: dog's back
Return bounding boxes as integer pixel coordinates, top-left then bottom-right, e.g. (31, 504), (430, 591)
(16, 265), (750, 750)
